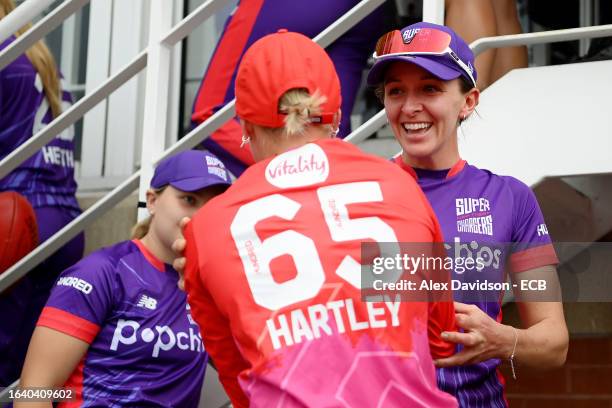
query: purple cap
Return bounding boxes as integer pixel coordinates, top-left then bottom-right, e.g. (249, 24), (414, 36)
(367, 22), (477, 86)
(151, 150), (232, 192)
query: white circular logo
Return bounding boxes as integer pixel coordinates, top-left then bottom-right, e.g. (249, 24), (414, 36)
(265, 143), (330, 188)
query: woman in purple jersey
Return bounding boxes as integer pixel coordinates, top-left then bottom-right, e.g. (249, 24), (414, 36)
(367, 22), (568, 407)
(17, 150), (231, 407)
(0, 0), (84, 388)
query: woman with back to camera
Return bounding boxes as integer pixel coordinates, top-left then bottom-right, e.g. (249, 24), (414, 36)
(0, 0), (84, 387)
(182, 29), (460, 407)
(17, 150), (231, 407)
(367, 21), (568, 407)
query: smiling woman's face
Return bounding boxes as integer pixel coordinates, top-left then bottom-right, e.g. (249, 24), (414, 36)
(383, 62), (477, 169)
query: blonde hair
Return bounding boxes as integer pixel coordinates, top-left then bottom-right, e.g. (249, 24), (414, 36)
(1, 0), (63, 118)
(131, 217), (152, 239)
(270, 88), (331, 136)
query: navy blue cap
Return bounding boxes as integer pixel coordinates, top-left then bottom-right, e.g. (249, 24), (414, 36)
(150, 150), (232, 192)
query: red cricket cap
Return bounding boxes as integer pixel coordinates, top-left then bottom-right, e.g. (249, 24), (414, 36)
(235, 29), (342, 128)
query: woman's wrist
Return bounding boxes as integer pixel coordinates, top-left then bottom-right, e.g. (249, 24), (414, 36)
(499, 324), (518, 360)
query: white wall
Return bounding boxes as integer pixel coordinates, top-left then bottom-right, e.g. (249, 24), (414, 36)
(459, 60), (612, 186)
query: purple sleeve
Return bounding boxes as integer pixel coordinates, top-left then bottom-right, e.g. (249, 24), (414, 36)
(506, 177), (558, 273)
(42, 250), (117, 329)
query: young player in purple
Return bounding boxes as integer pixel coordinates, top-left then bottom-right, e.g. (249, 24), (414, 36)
(367, 22), (569, 407)
(0, 0), (84, 387)
(17, 150), (232, 407)
(191, 0), (388, 176)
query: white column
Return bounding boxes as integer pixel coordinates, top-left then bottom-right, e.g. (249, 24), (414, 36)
(422, 0), (445, 24)
(167, 0), (185, 149)
(105, 0), (146, 178)
(137, 0), (174, 220)
(80, 0), (112, 179)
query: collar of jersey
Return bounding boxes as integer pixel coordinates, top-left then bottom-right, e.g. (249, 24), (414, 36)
(132, 239), (166, 272)
(393, 156), (466, 181)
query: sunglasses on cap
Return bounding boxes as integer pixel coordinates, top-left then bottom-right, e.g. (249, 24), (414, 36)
(373, 28), (476, 87)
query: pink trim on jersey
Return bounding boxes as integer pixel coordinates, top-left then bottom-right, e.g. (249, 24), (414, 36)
(59, 358), (85, 408)
(393, 157), (466, 180)
(509, 244), (559, 273)
(393, 156), (417, 179)
(37, 306), (100, 343)
(446, 159), (467, 178)
(496, 368), (509, 407)
(132, 239), (165, 272)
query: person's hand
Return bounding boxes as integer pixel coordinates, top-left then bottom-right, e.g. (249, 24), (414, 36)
(434, 301), (515, 367)
(172, 217), (190, 291)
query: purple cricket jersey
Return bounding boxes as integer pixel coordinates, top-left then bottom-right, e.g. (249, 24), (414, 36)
(37, 240), (207, 407)
(395, 158), (558, 408)
(0, 35), (79, 210)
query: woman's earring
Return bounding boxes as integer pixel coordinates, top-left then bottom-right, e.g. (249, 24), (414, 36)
(330, 127), (340, 138)
(240, 134), (250, 148)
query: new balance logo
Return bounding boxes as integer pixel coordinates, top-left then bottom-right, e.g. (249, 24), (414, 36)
(137, 295), (158, 310)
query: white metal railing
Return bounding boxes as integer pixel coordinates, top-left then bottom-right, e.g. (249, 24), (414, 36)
(0, 0), (55, 44)
(470, 24), (612, 57)
(0, 0), (89, 71)
(0, 50), (147, 179)
(0, 0), (386, 293)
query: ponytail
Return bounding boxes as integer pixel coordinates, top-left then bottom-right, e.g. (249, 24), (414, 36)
(278, 89), (329, 136)
(131, 217), (152, 239)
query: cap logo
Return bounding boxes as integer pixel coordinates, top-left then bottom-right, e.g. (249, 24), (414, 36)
(205, 155), (229, 181)
(402, 28), (420, 44)
(265, 143), (329, 188)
